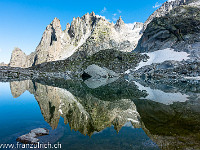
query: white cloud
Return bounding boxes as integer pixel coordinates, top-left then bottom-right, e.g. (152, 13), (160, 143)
(112, 17), (118, 21)
(117, 9), (122, 14)
(101, 7), (107, 13)
(96, 15), (106, 19)
(0, 48), (2, 53)
(113, 13), (117, 16)
(96, 15), (111, 22)
(153, 2), (162, 8)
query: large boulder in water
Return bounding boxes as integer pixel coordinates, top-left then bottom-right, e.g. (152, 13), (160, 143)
(16, 128), (49, 144)
(83, 64), (119, 79)
(82, 64), (119, 88)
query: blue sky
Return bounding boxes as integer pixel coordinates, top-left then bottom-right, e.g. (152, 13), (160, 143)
(0, 0), (166, 63)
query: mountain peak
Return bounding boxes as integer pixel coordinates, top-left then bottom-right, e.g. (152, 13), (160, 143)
(90, 11), (95, 16)
(53, 17), (59, 21)
(115, 16), (125, 26)
(9, 47), (27, 68)
(114, 16), (125, 31)
(50, 17), (61, 29)
(13, 47), (23, 52)
(143, 0), (195, 31)
(66, 23), (70, 30)
(9, 11), (143, 68)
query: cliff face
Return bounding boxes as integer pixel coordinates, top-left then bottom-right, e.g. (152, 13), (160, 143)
(34, 17), (63, 65)
(143, 0), (197, 31)
(135, 5), (200, 56)
(9, 12), (143, 68)
(132, 2), (200, 78)
(9, 48), (27, 68)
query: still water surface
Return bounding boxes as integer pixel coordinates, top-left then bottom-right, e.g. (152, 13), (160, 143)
(0, 78), (199, 150)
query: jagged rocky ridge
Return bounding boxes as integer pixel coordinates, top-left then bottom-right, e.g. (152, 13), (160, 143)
(143, 0), (198, 31)
(31, 49), (147, 76)
(9, 79), (145, 135)
(9, 12), (143, 68)
(136, 5), (200, 54)
(131, 1), (200, 79)
(4, 0), (200, 81)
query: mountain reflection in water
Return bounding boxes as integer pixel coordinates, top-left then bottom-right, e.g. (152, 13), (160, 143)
(0, 77), (200, 150)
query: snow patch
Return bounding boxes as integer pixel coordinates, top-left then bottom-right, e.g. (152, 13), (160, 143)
(127, 118), (139, 123)
(126, 23), (136, 30)
(188, 0), (200, 7)
(59, 97), (65, 114)
(134, 81), (189, 105)
(127, 109), (138, 114)
(184, 76), (200, 80)
(168, 0), (176, 2)
(58, 109), (63, 114)
(60, 33), (65, 39)
(115, 22), (143, 48)
(125, 69), (131, 74)
(135, 48), (189, 70)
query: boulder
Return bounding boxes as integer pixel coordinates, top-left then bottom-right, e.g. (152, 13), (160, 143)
(83, 64), (119, 79)
(16, 128), (49, 144)
(83, 64), (119, 88)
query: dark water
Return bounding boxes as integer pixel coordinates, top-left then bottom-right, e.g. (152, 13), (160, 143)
(0, 77), (200, 150)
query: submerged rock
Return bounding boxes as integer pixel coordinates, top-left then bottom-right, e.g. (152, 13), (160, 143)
(16, 128), (49, 144)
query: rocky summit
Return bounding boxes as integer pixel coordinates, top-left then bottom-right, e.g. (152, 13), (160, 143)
(9, 12), (143, 68)
(1, 1), (200, 149)
(3, 0), (200, 82)
(136, 5), (200, 56)
(143, 0), (198, 31)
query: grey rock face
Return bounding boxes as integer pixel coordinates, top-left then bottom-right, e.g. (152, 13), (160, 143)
(16, 128), (49, 144)
(84, 64), (118, 79)
(34, 17), (63, 65)
(9, 48), (36, 68)
(9, 13), (143, 68)
(143, 0), (197, 31)
(83, 64), (119, 88)
(133, 22), (144, 30)
(9, 48), (27, 68)
(135, 5), (200, 58)
(115, 16), (125, 31)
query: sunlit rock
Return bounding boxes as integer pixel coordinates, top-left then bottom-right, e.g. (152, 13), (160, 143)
(16, 128), (49, 144)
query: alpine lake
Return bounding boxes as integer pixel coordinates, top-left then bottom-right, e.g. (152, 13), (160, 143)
(0, 75), (200, 150)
